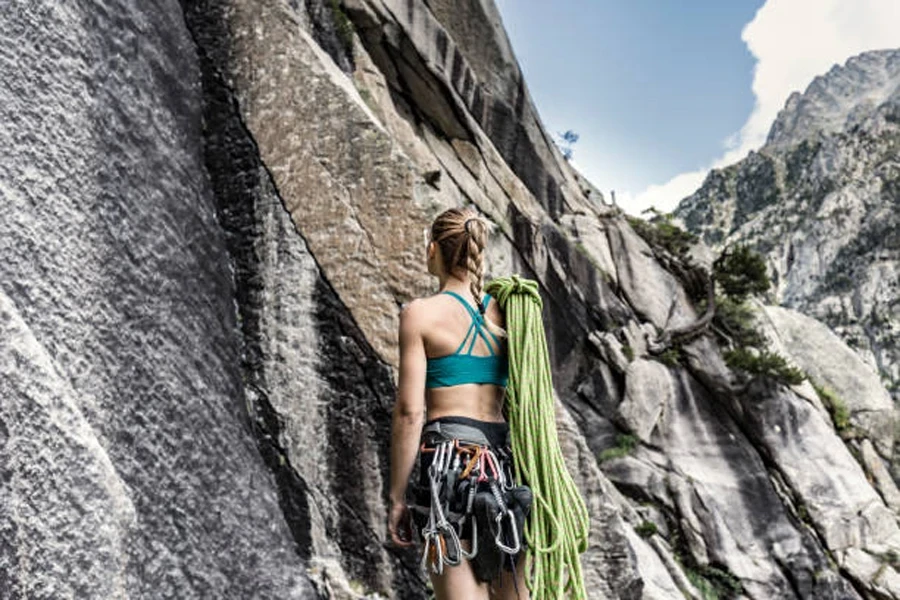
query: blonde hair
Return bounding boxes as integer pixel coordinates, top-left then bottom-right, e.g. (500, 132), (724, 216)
(429, 207), (507, 339)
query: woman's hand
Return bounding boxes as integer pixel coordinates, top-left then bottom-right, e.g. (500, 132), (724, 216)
(388, 499), (414, 548)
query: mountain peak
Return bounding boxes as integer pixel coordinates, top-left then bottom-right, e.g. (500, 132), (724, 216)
(766, 48), (900, 147)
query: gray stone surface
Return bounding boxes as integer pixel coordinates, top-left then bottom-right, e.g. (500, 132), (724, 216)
(605, 219), (697, 331)
(555, 401), (643, 600)
(767, 50), (900, 148)
(182, 1), (422, 595)
(0, 1), (314, 596)
(739, 381), (900, 592)
(346, 0), (585, 220)
(762, 305), (895, 455)
(619, 360), (670, 443)
(0, 291), (135, 599)
(648, 371), (853, 599)
(859, 438), (900, 512)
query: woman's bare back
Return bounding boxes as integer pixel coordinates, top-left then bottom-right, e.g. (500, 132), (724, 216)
(419, 292), (507, 422)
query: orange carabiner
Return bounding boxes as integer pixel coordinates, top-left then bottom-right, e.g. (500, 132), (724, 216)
(460, 446), (482, 479)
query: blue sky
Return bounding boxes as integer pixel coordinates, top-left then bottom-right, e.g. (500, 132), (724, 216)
(495, 0), (762, 194)
(494, 0), (900, 213)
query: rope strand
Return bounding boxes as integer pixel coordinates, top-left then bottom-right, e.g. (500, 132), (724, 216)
(485, 275), (590, 599)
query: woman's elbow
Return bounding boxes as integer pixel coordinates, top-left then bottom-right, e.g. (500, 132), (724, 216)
(393, 399), (425, 423)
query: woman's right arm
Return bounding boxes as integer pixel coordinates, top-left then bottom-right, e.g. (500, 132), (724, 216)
(388, 300), (427, 545)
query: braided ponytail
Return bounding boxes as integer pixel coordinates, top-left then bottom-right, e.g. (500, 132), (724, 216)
(461, 213), (506, 345)
(465, 215), (487, 314)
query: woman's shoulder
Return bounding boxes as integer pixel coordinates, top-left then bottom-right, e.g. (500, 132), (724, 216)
(400, 297), (427, 316)
(399, 294), (440, 322)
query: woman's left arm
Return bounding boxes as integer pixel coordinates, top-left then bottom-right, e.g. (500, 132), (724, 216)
(388, 300), (427, 544)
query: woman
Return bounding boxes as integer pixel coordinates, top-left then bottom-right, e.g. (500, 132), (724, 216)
(388, 207), (529, 600)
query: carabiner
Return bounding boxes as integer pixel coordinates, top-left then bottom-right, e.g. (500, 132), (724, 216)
(494, 508), (521, 555)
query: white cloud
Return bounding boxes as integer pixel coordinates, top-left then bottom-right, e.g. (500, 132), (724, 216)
(625, 170), (708, 215)
(620, 0), (900, 216)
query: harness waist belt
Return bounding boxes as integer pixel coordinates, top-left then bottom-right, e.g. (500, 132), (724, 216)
(422, 421), (497, 447)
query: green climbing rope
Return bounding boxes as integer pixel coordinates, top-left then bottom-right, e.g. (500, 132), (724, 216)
(485, 275), (590, 600)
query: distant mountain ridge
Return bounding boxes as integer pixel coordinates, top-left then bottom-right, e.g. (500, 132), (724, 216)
(676, 47), (900, 396)
(767, 49), (900, 147)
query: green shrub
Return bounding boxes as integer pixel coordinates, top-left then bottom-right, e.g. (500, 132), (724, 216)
(711, 296), (765, 348)
(635, 520), (658, 538)
(724, 348), (806, 386)
(330, 0), (354, 54)
(684, 564), (743, 600)
(627, 211), (698, 260)
(658, 347), (684, 367)
(599, 433), (638, 462)
(671, 527), (744, 599)
(622, 344), (635, 362)
(685, 568), (719, 600)
(714, 245), (770, 302)
(811, 382), (851, 431)
(704, 565), (743, 598)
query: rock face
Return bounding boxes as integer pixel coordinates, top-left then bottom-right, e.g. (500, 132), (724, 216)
(3, 2), (900, 599)
(0, 2), (313, 597)
(676, 49), (900, 400)
(761, 305), (894, 456)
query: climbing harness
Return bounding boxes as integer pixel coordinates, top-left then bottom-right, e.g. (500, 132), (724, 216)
(410, 420), (532, 584)
(484, 275), (591, 600)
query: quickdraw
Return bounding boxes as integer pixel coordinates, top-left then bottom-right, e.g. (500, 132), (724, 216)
(420, 441), (462, 574)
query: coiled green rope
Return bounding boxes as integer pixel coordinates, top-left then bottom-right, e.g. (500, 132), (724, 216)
(485, 275), (590, 599)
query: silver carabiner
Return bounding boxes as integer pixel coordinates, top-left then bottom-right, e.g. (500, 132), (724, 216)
(494, 509), (521, 555)
(438, 523), (462, 567)
(460, 517), (478, 559)
(421, 532), (433, 573)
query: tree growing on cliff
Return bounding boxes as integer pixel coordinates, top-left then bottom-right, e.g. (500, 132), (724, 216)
(713, 244), (770, 303)
(627, 217), (800, 386)
(556, 129), (579, 161)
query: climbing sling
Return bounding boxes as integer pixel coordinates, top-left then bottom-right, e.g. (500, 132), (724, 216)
(484, 275), (590, 600)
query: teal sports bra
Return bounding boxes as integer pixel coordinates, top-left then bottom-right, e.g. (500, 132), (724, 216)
(425, 291), (509, 389)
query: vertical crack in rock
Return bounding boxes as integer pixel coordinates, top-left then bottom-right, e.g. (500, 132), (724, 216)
(179, 3), (428, 595)
(312, 276), (429, 597)
(179, 0), (314, 561)
(303, 0), (355, 73)
(0, 415), (13, 599)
